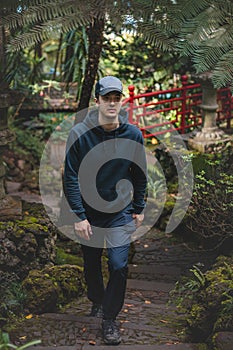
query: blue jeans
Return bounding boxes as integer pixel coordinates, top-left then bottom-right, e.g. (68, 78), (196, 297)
(81, 243), (130, 320)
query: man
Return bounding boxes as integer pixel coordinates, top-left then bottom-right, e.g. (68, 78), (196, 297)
(63, 76), (147, 345)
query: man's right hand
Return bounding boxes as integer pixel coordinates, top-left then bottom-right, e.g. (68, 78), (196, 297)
(74, 220), (93, 241)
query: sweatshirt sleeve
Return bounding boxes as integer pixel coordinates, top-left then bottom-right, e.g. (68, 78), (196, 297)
(63, 129), (87, 222)
(131, 132), (147, 214)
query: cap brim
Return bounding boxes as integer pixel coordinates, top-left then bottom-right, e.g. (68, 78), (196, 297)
(99, 88), (123, 95)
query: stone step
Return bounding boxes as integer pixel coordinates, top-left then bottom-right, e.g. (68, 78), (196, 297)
(132, 243), (217, 271)
(82, 344), (206, 350)
(127, 279), (174, 293)
(128, 263), (181, 282)
(10, 309), (185, 347)
(28, 343), (207, 350)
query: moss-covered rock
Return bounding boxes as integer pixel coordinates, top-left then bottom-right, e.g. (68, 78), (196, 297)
(0, 202), (58, 279)
(22, 264), (85, 314)
(0, 201), (59, 322)
(171, 255), (233, 344)
(55, 247), (84, 266)
(22, 270), (60, 313)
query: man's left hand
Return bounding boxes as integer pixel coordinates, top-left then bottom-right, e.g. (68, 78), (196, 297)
(132, 213), (144, 228)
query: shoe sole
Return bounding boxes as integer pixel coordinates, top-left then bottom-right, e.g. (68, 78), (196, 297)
(103, 337), (121, 345)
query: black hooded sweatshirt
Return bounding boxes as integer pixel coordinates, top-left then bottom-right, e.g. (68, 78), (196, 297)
(63, 108), (147, 228)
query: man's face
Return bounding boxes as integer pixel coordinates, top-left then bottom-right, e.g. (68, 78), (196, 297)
(96, 92), (123, 121)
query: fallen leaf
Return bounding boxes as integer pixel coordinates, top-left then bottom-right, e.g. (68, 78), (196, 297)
(89, 340), (96, 345)
(160, 319), (168, 323)
(25, 314), (33, 319)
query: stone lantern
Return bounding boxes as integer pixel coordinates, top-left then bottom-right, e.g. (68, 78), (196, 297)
(188, 72), (232, 152)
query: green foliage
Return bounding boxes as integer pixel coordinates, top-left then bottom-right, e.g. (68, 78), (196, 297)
(10, 125), (44, 164)
(186, 265), (206, 291)
(2, 0), (233, 89)
(55, 247), (84, 267)
(174, 0), (233, 88)
(0, 330), (41, 349)
(3, 0), (125, 51)
(147, 162), (167, 201)
(101, 30), (189, 89)
(170, 264), (206, 312)
(170, 256), (233, 342)
(0, 280), (26, 326)
(6, 49), (45, 90)
(133, 0), (233, 88)
(38, 112), (75, 141)
(185, 145), (233, 250)
(62, 27), (89, 100)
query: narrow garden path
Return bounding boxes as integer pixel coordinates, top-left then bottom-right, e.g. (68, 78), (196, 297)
(9, 226), (217, 350)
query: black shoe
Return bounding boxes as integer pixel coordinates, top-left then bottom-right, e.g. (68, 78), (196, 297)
(89, 303), (103, 317)
(102, 319), (121, 345)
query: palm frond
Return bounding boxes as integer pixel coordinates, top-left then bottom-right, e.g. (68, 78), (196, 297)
(176, 0), (210, 19)
(138, 23), (177, 51)
(3, 0), (124, 52)
(212, 50), (233, 88)
(7, 14), (93, 51)
(173, 0), (233, 87)
(3, 3), (74, 29)
(192, 46), (230, 72)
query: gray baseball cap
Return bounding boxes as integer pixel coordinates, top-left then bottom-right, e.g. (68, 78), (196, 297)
(95, 76), (123, 97)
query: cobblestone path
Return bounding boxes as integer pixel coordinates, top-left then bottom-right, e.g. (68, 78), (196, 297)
(9, 229), (216, 350)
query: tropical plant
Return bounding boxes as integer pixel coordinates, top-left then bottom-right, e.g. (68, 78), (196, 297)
(135, 0), (233, 88)
(1, 0), (127, 113)
(1, 0), (233, 110)
(169, 256), (233, 343)
(0, 331), (41, 350)
(185, 145), (233, 251)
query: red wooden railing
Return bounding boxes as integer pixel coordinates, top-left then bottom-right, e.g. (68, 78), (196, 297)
(122, 75), (233, 138)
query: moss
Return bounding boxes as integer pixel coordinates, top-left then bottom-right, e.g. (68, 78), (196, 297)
(22, 265), (85, 314)
(17, 222), (48, 233)
(22, 270), (60, 313)
(20, 216), (39, 224)
(0, 217), (48, 236)
(43, 265), (85, 303)
(14, 228), (25, 238)
(172, 255), (233, 343)
(0, 222), (6, 230)
(55, 247), (84, 267)
(0, 221), (14, 230)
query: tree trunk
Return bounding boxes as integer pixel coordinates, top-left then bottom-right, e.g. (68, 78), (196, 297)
(31, 41), (43, 84)
(75, 17), (105, 123)
(62, 33), (75, 86)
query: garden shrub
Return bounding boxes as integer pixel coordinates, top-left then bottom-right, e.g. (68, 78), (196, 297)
(185, 145), (233, 251)
(170, 255), (233, 344)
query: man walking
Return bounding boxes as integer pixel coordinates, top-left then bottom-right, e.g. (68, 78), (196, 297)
(63, 76), (147, 345)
